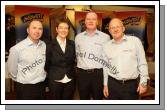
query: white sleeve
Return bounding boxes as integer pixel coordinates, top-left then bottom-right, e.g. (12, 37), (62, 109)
(7, 47), (19, 81)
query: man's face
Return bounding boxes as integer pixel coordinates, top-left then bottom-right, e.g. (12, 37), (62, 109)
(27, 20), (43, 41)
(56, 22), (69, 39)
(85, 12), (98, 31)
(109, 19), (125, 40)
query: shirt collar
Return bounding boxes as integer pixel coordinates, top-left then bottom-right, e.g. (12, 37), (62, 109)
(111, 34), (127, 44)
(56, 36), (66, 45)
(26, 36), (42, 46)
(83, 29), (99, 36)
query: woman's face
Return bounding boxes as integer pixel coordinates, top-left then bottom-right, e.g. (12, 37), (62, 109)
(56, 22), (69, 39)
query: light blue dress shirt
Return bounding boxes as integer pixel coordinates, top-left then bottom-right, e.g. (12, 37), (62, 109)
(7, 37), (46, 84)
(75, 29), (110, 70)
(103, 35), (149, 85)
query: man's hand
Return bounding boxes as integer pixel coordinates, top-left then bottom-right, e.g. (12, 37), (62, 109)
(137, 84), (147, 95)
(103, 85), (109, 98)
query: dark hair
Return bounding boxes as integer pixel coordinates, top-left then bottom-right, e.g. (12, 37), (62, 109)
(56, 19), (70, 29)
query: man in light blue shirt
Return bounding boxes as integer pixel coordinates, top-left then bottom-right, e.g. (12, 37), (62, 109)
(103, 18), (149, 100)
(7, 20), (46, 100)
(75, 12), (110, 100)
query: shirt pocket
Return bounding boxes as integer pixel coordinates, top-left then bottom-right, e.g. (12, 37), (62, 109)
(122, 48), (136, 59)
(38, 50), (46, 62)
(77, 42), (86, 52)
(19, 49), (35, 64)
(93, 42), (103, 55)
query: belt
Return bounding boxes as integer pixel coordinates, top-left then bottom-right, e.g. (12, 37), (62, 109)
(77, 68), (102, 74)
(109, 76), (138, 84)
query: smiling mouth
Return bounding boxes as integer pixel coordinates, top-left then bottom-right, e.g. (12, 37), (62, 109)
(61, 33), (67, 35)
(34, 34), (40, 37)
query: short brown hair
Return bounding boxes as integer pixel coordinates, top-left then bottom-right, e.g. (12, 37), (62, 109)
(56, 18), (70, 29)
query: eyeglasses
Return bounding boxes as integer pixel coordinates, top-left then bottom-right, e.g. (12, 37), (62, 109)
(109, 26), (123, 30)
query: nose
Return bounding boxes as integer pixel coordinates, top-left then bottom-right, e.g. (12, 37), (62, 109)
(35, 28), (41, 32)
(113, 28), (119, 32)
(35, 30), (40, 34)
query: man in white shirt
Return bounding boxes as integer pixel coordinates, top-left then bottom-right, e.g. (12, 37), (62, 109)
(75, 12), (110, 100)
(7, 20), (46, 100)
(103, 18), (149, 100)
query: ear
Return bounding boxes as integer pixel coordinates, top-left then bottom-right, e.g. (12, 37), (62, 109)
(122, 26), (125, 32)
(56, 27), (58, 32)
(108, 27), (112, 35)
(27, 28), (29, 34)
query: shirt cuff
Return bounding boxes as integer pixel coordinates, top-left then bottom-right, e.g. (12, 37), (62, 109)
(139, 76), (149, 85)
